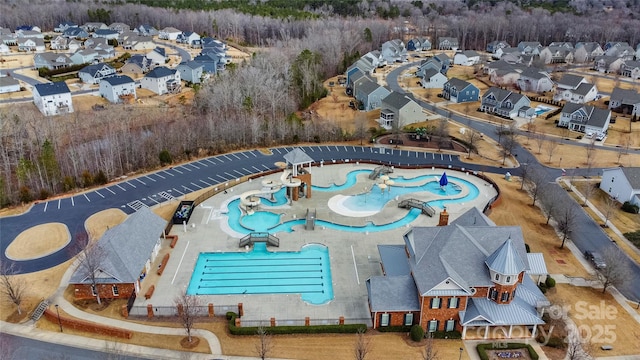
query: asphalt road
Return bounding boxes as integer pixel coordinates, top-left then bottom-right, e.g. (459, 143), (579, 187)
(0, 332), (151, 360)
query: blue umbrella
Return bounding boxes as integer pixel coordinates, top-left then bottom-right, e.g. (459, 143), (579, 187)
(439, 172), (448, 187)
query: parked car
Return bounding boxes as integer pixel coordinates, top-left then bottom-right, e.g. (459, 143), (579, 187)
(584, 250), (606, 269)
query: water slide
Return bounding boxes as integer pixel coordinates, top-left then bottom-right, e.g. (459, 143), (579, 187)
(239, 179), (283, 213)
(280, 169), (302, 188)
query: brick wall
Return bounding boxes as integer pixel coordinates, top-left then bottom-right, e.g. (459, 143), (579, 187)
(373, 311), (420, 328)
(73, 282), (136, 301)
(419, 296), (468, 331)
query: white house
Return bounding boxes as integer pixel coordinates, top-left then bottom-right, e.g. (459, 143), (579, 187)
(516, 68), (554, 93)
(141, 66), (181, 95)
(453, 50), (481, 66)
(99, 75), (136, 103)
(0, 76), (20, 94)
(379, 91), (425, 130)
(177, 61), (204, 84)
(33, 82), (74, 116)
(147, 47), (167, 66)
(159, 27), (181, 41)
(78, 63), (116, 84)
(17, 38), (45, 52)
(122, 35), (154, 50)
(554, 74), (598, 103)
(420, 68), (447, 89)
(600, 167), (640, 207)
(558, 102), (611, 136)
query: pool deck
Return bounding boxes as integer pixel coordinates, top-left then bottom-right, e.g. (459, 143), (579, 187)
(137, 164), (497, 326)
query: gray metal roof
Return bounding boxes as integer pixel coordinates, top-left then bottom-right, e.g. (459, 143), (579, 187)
(461, 296), (545, 326)
(378, 245), (410, 276)
(557, 74), (584, 88)
(283, 148), (313, 164)
(34, 82), (70, 96)
(366, 276), (420, 312)
(485, 238), (526, 275)
(574, 82), (595, 96)
(525, 253), (548, 276)
(69, 207), (167, 284)
(0, 76), (19, 87)
(381, 91), (413, 111)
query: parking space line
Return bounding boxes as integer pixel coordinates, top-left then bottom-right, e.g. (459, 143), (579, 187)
(197, 161), (208, 167)
(180, 166), (192, 172)
(58, 199), (61, 209)
(224, 172), (234, 178)
(116, 184), (126, 191)
(163, 170), (174, 177)
(136, 178), (146, 185)
(127, 181), (137, 188)
(440, 154), (443, 160)
(224, 155), (233, 161)
(208, 176), (217, 183)
(261, 164), (270, 171)
(205, 158), (216, 165)
(71, 197), (75, 206)
(155, 173), (166, 179)
(189, 163), (199, 170)
(190, 182), (203, 189)
(146, 196), (159, 205)
(84, 194), (90, 202)
(217, 174), (228, 181)
(233, 170), (244, 176)
(241, 152), (249, 158)
(231, 153), (241, 160)
(200, 179), (211, 186)
(95, 190), (105, 198)
(249, 151), (257, 157)
(44, 202), (48, 212)
(252, 166), (261, 172)
(449, 154), (452, 161)
(145, 176), (156, 182)
(106, 187), (116, 194)
(432, 153), (435, 159)
(172, 188), (184, 195)
(172, 168), (183, 174)
(183, 185), (195, 192)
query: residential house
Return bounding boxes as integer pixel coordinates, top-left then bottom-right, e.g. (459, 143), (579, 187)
(17, 38), (45, 52)
(490, 68), (523, 88)
(63, 27), (89, 39)
(517, 41), (542, 55)
(442, 78), (479, 103)
(539, 46), (574, 64)
(108, 23), (130, 33)
(147, 47), (168, 66)
(33, 52), (72, 70)
(0, 34), (17, 46)
(379, 91), (424, 129)
(192, 53), (220, 74)
(480, 87), (532, 119)
(417, 53), (450, 77)
(621, 60), (640, 79)
(159, 27), (182, 41)
(636, 43), (640, 60)
(574, 42), (604, 63)
(121, 55), (152, 76)
(594, 55), (625, 73)
(122, 35), (154, 51)
(486, 40), (510, 54)
(346, 58), (375, 90)
(554, 74), (598, 103)
(177, 61), (204, 84)
(136, 24), (158, 36)
(407, 37), (430, 52)
(558, 102), (611, 135)
(437, 37), (458, 50)
(548, 42), (574, 49)
(0, 43), (9, 54)
(604, 42), (634, 59)
(33, 82), (74, 116)
(600, 167), (640, 207)
(81, 22), (108, 32)
(50, 36), (69, 50)
(70, 207), (166, 301)
(93, 29), (119, 40)
(381, 39), (408, 64)
(70, 49), (99, 65)
(494, 47), (522, 61)
(94, 43), (115, 59)
(141, 66), (181, 95)
(177, 31), (201, 46)
(0, 76), (20, 94)
(78, 63), (116, 84)
(99, 75), (136, 103)
(354, 78), (390, 111)
(420, 68), (448, 89)
(515, 68), (553, 93)
(54, 21), (77, 33)
(68, 39), (82, 52)
(15, 25), (41, 33)
(366, 207), (549, 338)
(453, 50), (481, 66)
(362, 51), (385, 68)
(608, 87), (640, 115)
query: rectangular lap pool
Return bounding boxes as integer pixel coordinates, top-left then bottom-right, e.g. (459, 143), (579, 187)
(187, 243), (334, 305)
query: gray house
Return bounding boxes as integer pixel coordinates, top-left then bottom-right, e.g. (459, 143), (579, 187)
(437, 37), (458, 50)
(608, 87), (640, 115)
(420, 68), (448, 89)
(177, 61), (204, 84)
(381, 39), (408, 63)
(516, 68), (553, 93)
(379, 91), (425, 129)
(78, 63), (116, 84)
(481, 87), (532, 119)
(99, 75), (136, 103)
(354, 79), (390, 111)
(558, 102), (611, 135)
(600, 167), (640, 207)
(517, 41), (542, 55)
(34, 52), (72, 70)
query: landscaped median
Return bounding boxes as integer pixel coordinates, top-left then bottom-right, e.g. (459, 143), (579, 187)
(476, 342), (539, 360)
(226, 312), (366, 335)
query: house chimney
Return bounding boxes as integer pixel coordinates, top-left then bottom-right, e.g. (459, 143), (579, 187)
(438, 209), (449, 226)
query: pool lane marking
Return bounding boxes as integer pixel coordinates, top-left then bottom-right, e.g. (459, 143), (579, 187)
(351, 245), (360, 285)
(172, 240), (190, 284)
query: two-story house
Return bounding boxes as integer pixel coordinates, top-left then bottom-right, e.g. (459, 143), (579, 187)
(486, 40), (510, 54)
(33, 82), (74, 116)
(147, 47), (168, 66)
(621, 60), (640, 80)
(62, 27), (89, 40)
(593, 55), (625, 74)
(517, 41), (542, 55)
(600, 167), (640, 207)
(539, 46), (574, 64)
(108, 22), (130, 33)
(354, 79), (390, 111)
(136, 24), (158, 36)
(442, 78), (479, 103)
(34, 52), (72, 70)
(379, 91), (425, 129)
(453, 50), (481, 66)
(574, 42), (604, 63)
(608, 87), (640, 115)
(554, 74), (598, 103)
(81, 22), (108, 32)
(140, 66), (181, 95)
(177, 31), (201, 47)
(481, 87), (532, 119)
(54, 21), (77, 33)
(381, 39), (408, 64)
(122, 35), (154, 51)
(93, 29), (119, 40)
(78, 63), (116, 84)
(99, 75), (136, 103)
(17, 38), (45, 52)
(516, 68), (553, 93)
(367, 208), (549, 338)
(407, 37), (431, 51)
(159, 27), (182, 41)
(121, 55), (152, 76)
(177, 61), (204, 84)
(420, 68), (448, 89)
(437, 37), (459, 50)
(558, 102), (611, 136)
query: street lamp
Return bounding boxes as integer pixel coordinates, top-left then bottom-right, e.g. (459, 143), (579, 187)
(55, 304), (63, 332)
(459, 347), (464, 360)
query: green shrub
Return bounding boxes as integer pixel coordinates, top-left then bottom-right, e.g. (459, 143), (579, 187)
(159, 149), (172, 165)
(38, 188), (50, 200)
(545, 275), (556, 288)
(410, 324), (424, 342)
(477, 343), (539, 360)
(226, 313), (366, 335)
(621, 201), (639, 214)
(546, 336), (565, 349)
(538, 283), (548, 294)
(377, 325), (411, 333)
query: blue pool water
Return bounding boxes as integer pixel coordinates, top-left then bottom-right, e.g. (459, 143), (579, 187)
(535, 106), (552, 116)
(187, 243), (333, 305)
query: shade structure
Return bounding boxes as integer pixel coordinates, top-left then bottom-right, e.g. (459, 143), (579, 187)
(439, 172), (448, 187)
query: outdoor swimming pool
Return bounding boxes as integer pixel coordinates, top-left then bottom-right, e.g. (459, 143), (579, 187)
(187, 243), (333, 305)
(535, 105), (554, 116)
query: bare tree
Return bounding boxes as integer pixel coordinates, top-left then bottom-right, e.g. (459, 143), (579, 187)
(354, 328), (371, 360)
(519, 161), (531, 190)
(602, 195), (618, 228)
(556, 204), (576, 249)
(544, 139), (559, 163)
(354, 112), (369, 146)
(255, 326), (273, 360)
(540, 186), (562, 225)
(499, 123), (518, 165)
(534, 133), (545, 154)
(584, 138), (597, 174)
(422, 333), (439, 360)
(580, 181), (596, 207)
(566, 334), (591, 360)
(597, 247), (632, 294)
(525, 169), (547, 206)
(463, 128), (481, 158)
(435, 117), (449, 151)
(0, 263), (27, 316)
(175, 292), (202, 344)
(74, 232), (105, 305)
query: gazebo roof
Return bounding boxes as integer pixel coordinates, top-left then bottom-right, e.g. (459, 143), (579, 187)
(283, 148), (313, 165)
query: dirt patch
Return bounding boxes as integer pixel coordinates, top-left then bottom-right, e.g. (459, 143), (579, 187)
(85, 208), (127, 240)
(180, 336), (201, 349)
(6, 223), (70, 260)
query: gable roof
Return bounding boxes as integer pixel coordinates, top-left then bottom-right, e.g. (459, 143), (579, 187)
(79, 63), (115, 76)
(102, 75), (134, 86)
(445, 78), (475, 91)
(34, 82), (70, 96)
(484, 87), (527, 104)
(70, 207), (166, 284)
(422, 68), (441, 79)
(357, 79), (385, 96)
(95, 29), (119, 36)
(145, 66), (175, 78)
(562, 102), (610, 128)
(178, 61), (203, 70)
(610, 87), (640, 105)
(574, 82), (596, 96)
(0, 76), (19, 87)
(382, 91), (414, 110)
(557, 74), (584, 88)
(617, 167), (640, 189)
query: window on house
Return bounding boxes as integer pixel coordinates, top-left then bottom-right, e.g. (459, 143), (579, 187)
(404, 313), (414, 326)
(112, 285), (119, 296)
(431, 298), (441, 309)
(380, 313), (390, 327)
(506, 276), (511, 283)
(91, 285), (97, 296)
(495, 273), (500, 281)
(428, 320), (438, 332)
(449, 297), (459, 309)
(490, 288), (498, 301)
(445, 320), (455, 332)
(501, 292), (509, 302)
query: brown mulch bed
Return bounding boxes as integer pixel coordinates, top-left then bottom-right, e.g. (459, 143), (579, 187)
(377, 134), (467, 153)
